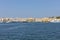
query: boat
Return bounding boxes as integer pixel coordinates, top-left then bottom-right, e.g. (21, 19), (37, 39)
(50, 19), (60, 23)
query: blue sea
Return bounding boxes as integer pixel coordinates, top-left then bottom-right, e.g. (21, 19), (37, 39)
(0, 22), (60, 40)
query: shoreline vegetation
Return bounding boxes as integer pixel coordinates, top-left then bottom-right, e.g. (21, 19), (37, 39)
(0, 16), (60, 23)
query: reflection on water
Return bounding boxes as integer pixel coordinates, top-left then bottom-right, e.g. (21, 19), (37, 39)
(0, 22), (60, 40)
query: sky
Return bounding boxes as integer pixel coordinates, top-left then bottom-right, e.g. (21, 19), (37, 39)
(0, 0), (60, 18)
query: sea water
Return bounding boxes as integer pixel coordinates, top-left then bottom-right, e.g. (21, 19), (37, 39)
(0, 22), (60, 40)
